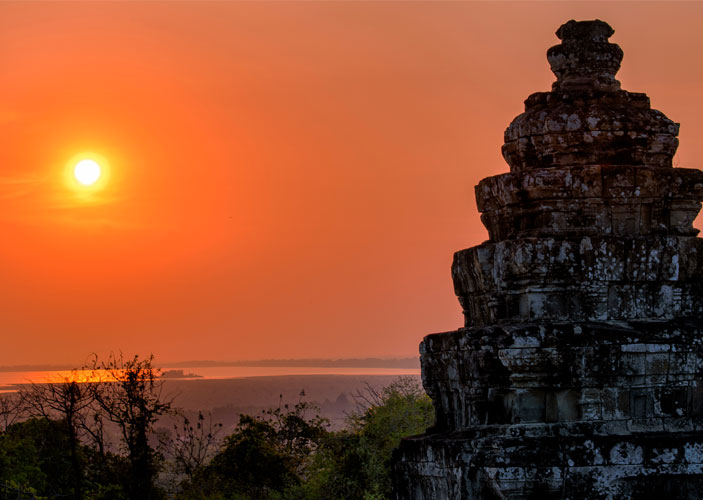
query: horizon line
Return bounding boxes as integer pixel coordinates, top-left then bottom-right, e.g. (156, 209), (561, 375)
(0, 356), (421, 373)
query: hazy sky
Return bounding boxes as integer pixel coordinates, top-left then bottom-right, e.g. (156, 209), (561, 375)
(1, 1), (702, 366)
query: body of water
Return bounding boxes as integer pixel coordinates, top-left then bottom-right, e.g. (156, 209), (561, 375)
(0, 366), (421, 391)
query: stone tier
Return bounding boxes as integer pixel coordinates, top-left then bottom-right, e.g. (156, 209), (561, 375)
(393, 431), (703, 500)
(421, 322), (703, 432)
(453, 236), (703, 328)
(502, 91), (679, 172)
(547, 20), (623, 93)
(476, 166), (703, 242)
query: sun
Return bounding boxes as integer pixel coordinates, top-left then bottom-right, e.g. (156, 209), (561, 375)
(74, 159), (102, 186)
(64, 152), (110, 195)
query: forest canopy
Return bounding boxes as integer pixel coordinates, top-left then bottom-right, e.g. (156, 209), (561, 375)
(0, 356), (433, 500)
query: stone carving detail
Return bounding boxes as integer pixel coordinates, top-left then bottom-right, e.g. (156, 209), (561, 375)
(392, 20), (703, 499)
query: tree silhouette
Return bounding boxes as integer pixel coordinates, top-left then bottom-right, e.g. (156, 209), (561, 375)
(20, 371), (95, 500)
(87, 353), (171, 500)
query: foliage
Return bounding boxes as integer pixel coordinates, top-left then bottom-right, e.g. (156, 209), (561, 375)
(1, 354), (171, 500)
(157, 410), (223, 498)
(20, 375), (95, 500)
(0, 366), (433, 500)
(0, 394), (24, 432)
(178, 397), (328, 500)
(82, 448), (129, 500)
(304, 377), (435, 500)
(0, 417), (74, 497)
(177, 378), (433, 500)
(0, 414), (131, 500)
(88, 353), (171, 500)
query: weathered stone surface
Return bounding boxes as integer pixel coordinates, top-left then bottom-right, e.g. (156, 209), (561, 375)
(392, 19), (703, 499)
(502, 94), (680, 171)
(548, 20), (623, 93)
(453, 236), (703, 327)
(476, 167), (703, 241)
(420, 322), (703, 430)
(502, 20), (680, 172)
(395, 433), (703, 500)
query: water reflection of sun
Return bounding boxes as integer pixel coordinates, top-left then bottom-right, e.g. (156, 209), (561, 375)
(41, 369), (123, 385)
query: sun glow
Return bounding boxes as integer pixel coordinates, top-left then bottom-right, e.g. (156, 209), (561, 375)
(74, 159), (102, 186)
(64, 152), (111, 195)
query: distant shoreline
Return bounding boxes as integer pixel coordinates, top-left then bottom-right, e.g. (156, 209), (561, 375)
(0, 357), (420, 373)
(0, 369), (421, 392)
(164, 358), (420, 369)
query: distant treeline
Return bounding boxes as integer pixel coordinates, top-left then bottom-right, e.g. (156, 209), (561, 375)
(0, 357), (420, 372)
(167, 357), (421, 369)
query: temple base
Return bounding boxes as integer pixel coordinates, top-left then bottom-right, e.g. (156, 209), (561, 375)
(393, 428), (703, 499)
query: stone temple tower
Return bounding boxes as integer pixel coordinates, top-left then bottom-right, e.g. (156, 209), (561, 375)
(392, 20), (703, 499)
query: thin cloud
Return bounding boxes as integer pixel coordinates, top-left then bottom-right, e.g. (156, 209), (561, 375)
(0, 175), (46, 201)
(0, 172), (129, 228)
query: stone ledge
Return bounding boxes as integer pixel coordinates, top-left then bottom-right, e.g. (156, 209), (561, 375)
(452, 236), (703, 326)
(501, 88), (679, 171)
(420, 322), (703, 430)
(393, 432), (703, 499)
(475, 166), (703, 241)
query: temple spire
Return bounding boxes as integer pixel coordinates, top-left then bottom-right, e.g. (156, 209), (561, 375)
(548, 19), (623, 92)
(394, 20), (703, 499)
(502, 19), (679, 173)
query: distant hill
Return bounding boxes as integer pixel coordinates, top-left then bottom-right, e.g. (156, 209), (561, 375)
(0, 364), (76, 373)
(0, 357), (420, 372)
(162, 357), (420, 369)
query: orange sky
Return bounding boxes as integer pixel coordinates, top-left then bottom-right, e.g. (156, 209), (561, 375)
(1, 1), (703, 366)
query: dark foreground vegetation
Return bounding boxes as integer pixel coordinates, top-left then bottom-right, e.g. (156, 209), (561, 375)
(0, 355), (434, 500)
